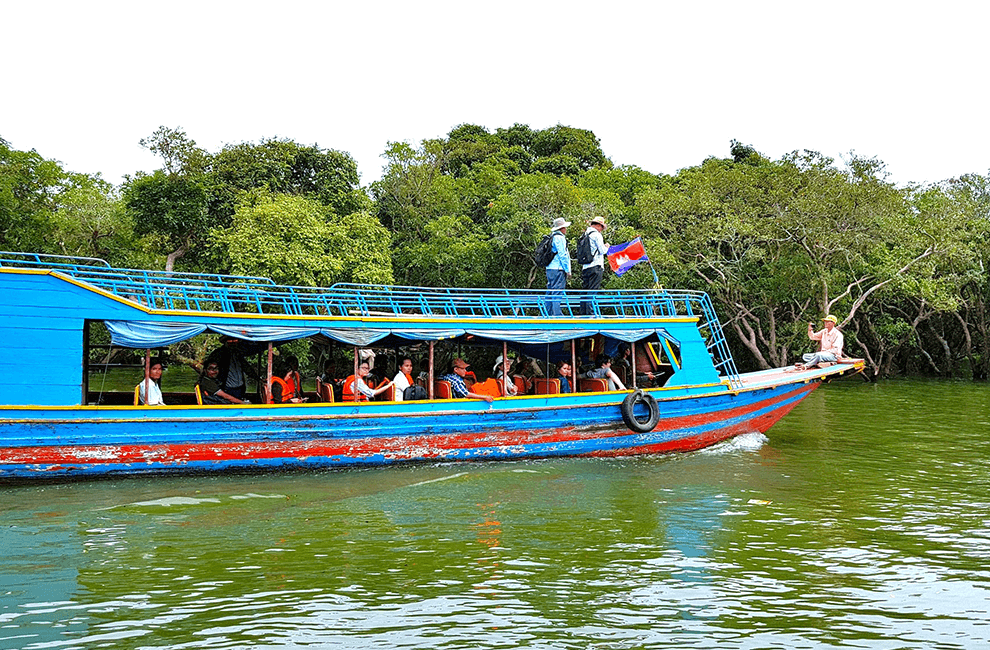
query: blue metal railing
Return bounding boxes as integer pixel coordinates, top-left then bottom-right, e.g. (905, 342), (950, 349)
(0, 253), (741, 387)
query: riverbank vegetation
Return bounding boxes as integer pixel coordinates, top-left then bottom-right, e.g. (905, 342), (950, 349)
(2, 126), (988, 379)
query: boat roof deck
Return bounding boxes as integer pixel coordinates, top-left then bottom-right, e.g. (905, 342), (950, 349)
(0, 251), (713, 320)
(0, 252), (745, 389)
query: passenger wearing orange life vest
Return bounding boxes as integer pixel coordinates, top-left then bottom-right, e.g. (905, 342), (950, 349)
(269, 359), (308, 404)
(343, 360), (393, 402)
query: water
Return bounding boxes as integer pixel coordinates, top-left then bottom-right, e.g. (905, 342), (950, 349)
(2, 379), (989, 649)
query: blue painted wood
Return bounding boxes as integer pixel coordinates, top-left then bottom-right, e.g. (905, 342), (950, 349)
(0, 254), (810, 479)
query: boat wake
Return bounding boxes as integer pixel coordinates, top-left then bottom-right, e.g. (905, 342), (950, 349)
(699, 431), (768, 455)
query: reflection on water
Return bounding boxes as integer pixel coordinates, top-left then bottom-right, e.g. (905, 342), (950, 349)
(2, 380), (989, 649)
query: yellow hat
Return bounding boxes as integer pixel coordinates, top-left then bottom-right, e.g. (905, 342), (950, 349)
(823, 314), (838, 324)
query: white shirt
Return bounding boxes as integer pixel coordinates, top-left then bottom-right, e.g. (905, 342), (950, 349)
(138, 380), (165, 406)
(582, 227), (607, 269)
(392, 372), (412, 401)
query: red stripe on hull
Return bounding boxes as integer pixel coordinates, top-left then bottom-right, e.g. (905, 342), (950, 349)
(0, 383), (818, 468)
(587, 388), (813, 457)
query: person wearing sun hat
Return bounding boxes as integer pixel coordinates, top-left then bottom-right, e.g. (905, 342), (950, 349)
(579, 216), (609, 315)
(439, 358), (495, 403)
(795, 314), (844, 370)
(544, 217), (572, 316)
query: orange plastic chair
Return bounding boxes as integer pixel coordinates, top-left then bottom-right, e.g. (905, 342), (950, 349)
(533, 378), (561, 395)
(579, 378), (609, 392)
(434, 380), (453, 399)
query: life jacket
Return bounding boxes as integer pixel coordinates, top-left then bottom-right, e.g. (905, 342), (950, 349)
(342, 374), (369, 402)
(284, 372), (301, 399)
(269, 376), (290, 404)
(473, 378), (502, 398)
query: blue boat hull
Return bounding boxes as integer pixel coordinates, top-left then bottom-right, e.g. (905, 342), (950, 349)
(0, 382), (816, 479)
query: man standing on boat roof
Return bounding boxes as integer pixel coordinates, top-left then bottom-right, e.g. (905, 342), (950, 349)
(796, 315), (844, 370)
(545, 217), (571, 317)
(579, 216), (609, 316)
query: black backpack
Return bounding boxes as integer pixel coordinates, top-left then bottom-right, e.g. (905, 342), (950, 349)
(403, 384), (428, 401)
(533, 234), (555, 267)
(576, 232), (594, 265)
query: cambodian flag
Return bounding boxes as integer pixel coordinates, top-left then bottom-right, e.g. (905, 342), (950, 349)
(607, 238), (649, 276)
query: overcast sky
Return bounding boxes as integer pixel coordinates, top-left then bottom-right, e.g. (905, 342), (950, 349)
(3, 1), (987, 188)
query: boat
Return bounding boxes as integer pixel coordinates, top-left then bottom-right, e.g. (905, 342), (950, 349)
(0, 252), (864, 480)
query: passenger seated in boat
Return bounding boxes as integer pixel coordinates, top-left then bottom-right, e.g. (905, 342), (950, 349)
(137, 358), (166, 406)
(556, 360), (574, 393)
(493, 355), (518, 395)
(392, 357), (414, 401)
(281, 355), (305, 401)
(581, 354), (626, 391)
(270, 361), (308, 404)
(343, 361), (393, 402)
(614, 343), (656, 387)
(439, 358), (495, 403)
(205, 337), (253, 401)
(512, 355), (544, 379)
(197, 361), (249, 404)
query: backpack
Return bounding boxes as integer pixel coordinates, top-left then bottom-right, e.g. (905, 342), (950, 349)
(403, 384), (428, 401)
(576, 232), (594, 265)
(533, 234), (555, 267)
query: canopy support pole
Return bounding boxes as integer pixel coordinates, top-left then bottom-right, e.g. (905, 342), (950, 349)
(571, 339), (577, 393)
(428, 341), (435, 399)
(143, 349), (150, 405)
(502, 341), (508, 396)
(266, 342), (273, 404)
(631, 342), (637, 389)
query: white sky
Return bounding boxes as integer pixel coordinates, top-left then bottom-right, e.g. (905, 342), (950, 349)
(3, 1), (987, 188)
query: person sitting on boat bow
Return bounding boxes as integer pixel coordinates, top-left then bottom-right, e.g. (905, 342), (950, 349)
(198, 361), (249, 404)
(795, 315), (844, 371)
(137, 358), (166, 406)
(581, 354), (627, 391)
(344, 361), (393, 401)
(440, 358), (495, 403)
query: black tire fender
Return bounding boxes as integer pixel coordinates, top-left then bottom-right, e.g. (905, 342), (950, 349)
(621, 389), (660, 433)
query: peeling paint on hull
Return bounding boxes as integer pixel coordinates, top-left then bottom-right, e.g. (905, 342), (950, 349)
(0, 383), (816, 480)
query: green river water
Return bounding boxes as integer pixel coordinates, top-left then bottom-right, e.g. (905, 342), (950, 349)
(2, 379), (989, 649)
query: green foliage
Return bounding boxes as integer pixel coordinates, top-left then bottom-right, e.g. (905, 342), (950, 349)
(8, 124), (990, 379)
(209, 138), (367, 220)
(531, 125), (609, 171)
(0, 138), (69, 250)
(395, 214), (492, 287)
(209, 192), (392, 288)
(123, 170), (210, 268)
(0, 137), (136, 261)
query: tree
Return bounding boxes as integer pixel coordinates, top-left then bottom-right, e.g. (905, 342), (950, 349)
(123, 170), (210, 271)
(209, 192), (392, 287)
(139, 126), (208, 175)
(0, 137), (67, 251)
(209, 138), (367, 220)
(0, 137), (133, 261)
(531, 125), (609, 171)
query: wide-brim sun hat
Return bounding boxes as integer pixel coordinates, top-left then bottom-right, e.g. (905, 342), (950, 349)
(590, 216), (607, 229)
(823, 314), (838, 324)
(551, 217), (571, 231)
